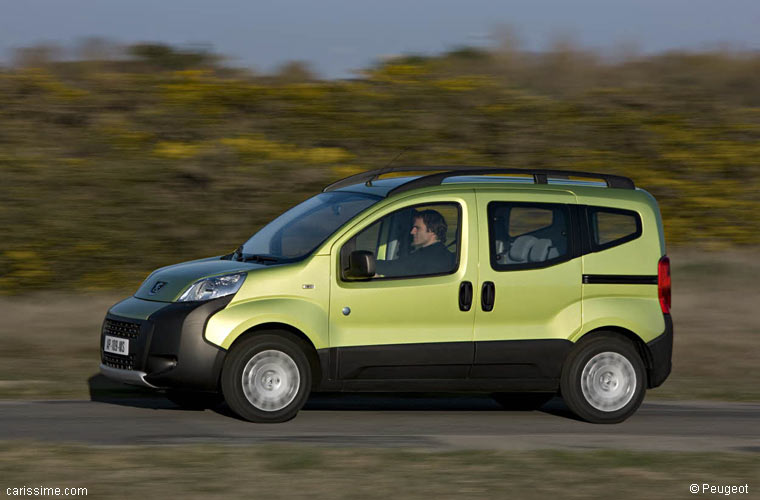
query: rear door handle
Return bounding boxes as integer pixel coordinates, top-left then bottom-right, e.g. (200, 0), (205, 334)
(459, 281), (473, 311)
(481, 281), (495, 312)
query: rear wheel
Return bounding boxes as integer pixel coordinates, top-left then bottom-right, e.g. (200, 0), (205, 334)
(221, 333), (312, 423)
(560, 334), (646, 424)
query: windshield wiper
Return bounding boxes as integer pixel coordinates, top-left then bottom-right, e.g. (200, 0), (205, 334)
(228, 247), (279, 263)
(240, 253), (280, 263)
(228, 245), (243, 261)
(221, 245), (243, 261)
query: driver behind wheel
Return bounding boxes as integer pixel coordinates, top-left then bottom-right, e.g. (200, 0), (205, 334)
(376, 209), (455, 277)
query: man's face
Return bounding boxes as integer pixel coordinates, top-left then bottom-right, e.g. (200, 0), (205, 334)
(411, 216), (437, 247)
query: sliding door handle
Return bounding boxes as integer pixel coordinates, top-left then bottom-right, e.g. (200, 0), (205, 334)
(459, 281), (473, 311)
(481, 281), (495, 312)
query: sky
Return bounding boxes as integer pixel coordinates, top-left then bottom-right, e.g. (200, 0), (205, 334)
(2, 0), (759, 78)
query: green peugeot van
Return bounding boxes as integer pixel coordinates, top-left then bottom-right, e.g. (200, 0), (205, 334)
(100, 167), (672, 424)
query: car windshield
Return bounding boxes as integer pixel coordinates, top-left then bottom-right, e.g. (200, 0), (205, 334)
(240, 191), (381, 262)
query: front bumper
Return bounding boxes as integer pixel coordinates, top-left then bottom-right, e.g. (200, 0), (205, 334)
(100, 296), (232, 391)
(99, 364), (158, 388)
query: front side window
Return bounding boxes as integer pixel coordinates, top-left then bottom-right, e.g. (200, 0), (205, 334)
(341, 202), (461, 280)
(489, 202), (570, 270)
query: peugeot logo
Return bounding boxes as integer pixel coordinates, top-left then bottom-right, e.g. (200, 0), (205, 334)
(149, 281), (168, 295)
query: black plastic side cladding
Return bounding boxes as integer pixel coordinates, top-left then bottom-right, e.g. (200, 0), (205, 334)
(471, 339), (572, 380)
(313, 339), (572, 393)
(142, 296), (233, 391)
(646, 313), (673, 388)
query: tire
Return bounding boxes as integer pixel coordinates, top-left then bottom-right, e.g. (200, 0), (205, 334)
(560, 333), (646, 424)
(221, 332), (312, 423)
(165, 390), (223, 410)
(491, 392), (554, 411)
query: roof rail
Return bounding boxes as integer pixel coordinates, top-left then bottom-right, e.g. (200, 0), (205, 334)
(388, 168), (635, 196)
(323, 166), (635, 194)
(322, 166), (481, 192)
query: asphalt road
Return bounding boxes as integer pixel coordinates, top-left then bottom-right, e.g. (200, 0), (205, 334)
(1, 395), (758, 452)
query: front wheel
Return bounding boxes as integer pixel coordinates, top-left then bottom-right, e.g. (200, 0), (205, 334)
(560, 334), (646, 424)
(222, 333), (312, 423)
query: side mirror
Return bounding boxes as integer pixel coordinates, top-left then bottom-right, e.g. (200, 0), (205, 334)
(345, 250), (376, 279)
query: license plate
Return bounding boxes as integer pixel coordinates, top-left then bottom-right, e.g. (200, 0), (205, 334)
(104, 336), (129, 356)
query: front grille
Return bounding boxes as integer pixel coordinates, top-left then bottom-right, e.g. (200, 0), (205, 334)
(102, 318), (142, 371)
(102, 352), (136, 370)
(103, 318), (141, 339)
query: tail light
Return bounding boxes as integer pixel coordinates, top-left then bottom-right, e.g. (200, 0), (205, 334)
(658, 255), (671, 314)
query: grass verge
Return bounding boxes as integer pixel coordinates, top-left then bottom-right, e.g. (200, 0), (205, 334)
(0, 442), (757, 499)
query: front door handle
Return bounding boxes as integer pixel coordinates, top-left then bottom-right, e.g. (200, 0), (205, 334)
(481, 281), (495, 312)
(459, 281), (473, 311)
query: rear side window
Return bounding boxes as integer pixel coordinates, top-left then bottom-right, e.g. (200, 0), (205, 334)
(488, 202), (571, 271)
(588, 207), (642, 251)
(508, 207), (554, 237)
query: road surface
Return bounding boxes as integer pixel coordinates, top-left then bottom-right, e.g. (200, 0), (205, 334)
(1, 395), (757, 452)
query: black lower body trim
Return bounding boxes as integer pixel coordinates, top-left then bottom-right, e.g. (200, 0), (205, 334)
(335, 341), (472, 380)
(646, 313), (673, 388)
(102, 296), (232, 391)
(472, 339), (572, 379)
(314, 339), (571, 393)
(339, 378), (558, 392)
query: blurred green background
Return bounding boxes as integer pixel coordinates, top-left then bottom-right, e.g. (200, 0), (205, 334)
(1, 42), (759, 294)
(1, 44), (758, 494)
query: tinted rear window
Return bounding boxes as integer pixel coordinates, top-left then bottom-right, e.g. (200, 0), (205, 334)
(588, 207), (642, 250)
(488, 202), (571, 271)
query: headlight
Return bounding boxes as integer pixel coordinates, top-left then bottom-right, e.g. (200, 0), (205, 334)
(177, 273), (247, 302)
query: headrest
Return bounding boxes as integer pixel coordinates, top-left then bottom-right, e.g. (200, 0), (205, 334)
(509, 235), (537, 262)
(529, 239), (552, 262)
